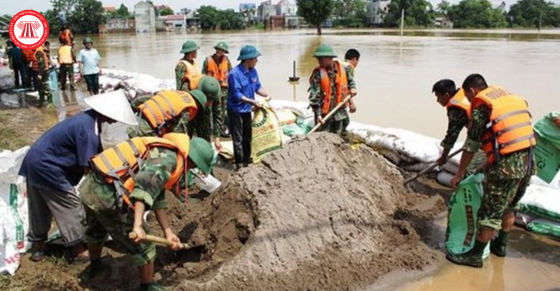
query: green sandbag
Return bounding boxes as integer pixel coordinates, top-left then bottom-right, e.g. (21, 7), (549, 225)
(534, 113), (560, 183)
(282, 124), (308, 137)
(445, 173), (490, 258)
(527, 218), (560, 239)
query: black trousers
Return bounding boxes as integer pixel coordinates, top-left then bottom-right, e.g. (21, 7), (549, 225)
(228, 110), (252, 165)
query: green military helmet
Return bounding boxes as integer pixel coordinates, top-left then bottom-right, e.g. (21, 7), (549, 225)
(237, 45), (262, 61)
(189, 137), (215, 174)
(198, 76), (220, 101)
(189, 90), (207, 112)
(214, 41), (229, 53)
(313, 44), (337, 58)
(180, 40), (200, 54)
(83, 37), (93, 45)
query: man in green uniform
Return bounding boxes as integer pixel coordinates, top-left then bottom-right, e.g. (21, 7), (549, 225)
(308, 44), (356, 135)
(175, 41), (201, 91)
(80, 136), (214, 291)
(34, 44), (52, 107)
(448, 74), (535, 268)
(186, 77), (223, 151)
(202, 41), (233, 137)
(432, 79), (470, 166)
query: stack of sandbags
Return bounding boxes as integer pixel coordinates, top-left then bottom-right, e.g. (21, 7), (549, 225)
(0, 147), (31, 275)
(517, 184), (560, 239)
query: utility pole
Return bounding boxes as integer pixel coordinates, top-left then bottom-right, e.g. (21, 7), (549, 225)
(400, 9), (404, 36)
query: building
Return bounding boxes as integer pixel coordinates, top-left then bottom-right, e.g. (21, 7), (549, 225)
(134, 1), (156, 33)
(240, 3), (258, 25)
(99, 18), (135, 33)
(185, 9), (201, 29)
(258, 1), (276, 21)
(156, 14), (187, 31)
(434, 17), (453, 28)
(367, 0), (389, 26)
(275, 0), (297, 16)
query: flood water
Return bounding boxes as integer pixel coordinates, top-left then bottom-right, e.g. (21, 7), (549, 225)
(77, 28), (560, 140)
(37, 29), (560, 290)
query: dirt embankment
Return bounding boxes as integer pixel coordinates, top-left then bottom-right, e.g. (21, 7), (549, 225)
(1, 133), (447, 291)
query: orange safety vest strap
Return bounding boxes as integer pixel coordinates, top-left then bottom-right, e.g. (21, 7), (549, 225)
(487, 109), (531, 127)
(494, 121), (533, 137)
(498, 133), (535, 149)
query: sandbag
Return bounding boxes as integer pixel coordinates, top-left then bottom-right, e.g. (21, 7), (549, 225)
(518, 184), (560, 222)
(514, 212), (533, 227)
(534, 135), (560, 184)
(251, 105), (282, 163)
(445, 173), (490, 258)
(527, 218), (560, 239)
(275, 109), (297, 127)
(437, 171), (454, 187)
(269, 100), (313, 118)
(0, 147), (31, 275)
(282, 123), (308, 137)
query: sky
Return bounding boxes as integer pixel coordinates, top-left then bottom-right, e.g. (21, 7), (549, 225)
(3, 0), (560, 16)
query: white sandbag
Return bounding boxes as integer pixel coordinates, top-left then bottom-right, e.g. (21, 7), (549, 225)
(437, 171), (455, 187)
(275, 109), (297, 126)
(0, 148), (30, 276)
(348, 122), (443, 164)
(518, 184), (560, 222)
(269, 100), (313, 118)
(514, 212), (534, 227)
(530, 172), (560, 190)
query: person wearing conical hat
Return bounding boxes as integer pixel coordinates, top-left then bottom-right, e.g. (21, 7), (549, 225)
(80, 135), (214, 291)
(18, 90), (137, 264)
(308, 44), (357, 136)
(175, 40), (203, 91)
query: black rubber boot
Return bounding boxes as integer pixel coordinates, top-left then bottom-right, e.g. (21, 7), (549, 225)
(446, 240), (487, 268)
(490, 230), (509, 257)
(88, 259), (103, 279)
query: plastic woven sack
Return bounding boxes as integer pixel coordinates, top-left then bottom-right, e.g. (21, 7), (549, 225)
(445, 173), (490, 258)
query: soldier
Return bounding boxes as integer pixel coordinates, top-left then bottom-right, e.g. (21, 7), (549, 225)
(58, 41), (77, 90)
(185, 77), (223, 150)
(448, 74), (536, 268)
(431, 79), (470, 166)
(32, 43), (52, 107)
(340, 49), (360, 133)
(202, 41), (233, 137)
(175, 40), (203, 91)
(80, 134), (214, 291)
(308, 44), (357, 135)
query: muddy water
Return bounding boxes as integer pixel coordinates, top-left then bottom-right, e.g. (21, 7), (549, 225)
(75, 28), (560, 139)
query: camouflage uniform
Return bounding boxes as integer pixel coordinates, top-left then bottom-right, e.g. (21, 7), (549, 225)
(79, 147), (179, 266)
(441, 107), (469, 150)
(308, 64), (356, 135)
(36, 50), (52, 104)
(127, 96), (191, 138)
(202, 56), (232, 127)
(175, 60), (197, 91)
(187, 104), (222, 142)
(463, 106), (534, 231)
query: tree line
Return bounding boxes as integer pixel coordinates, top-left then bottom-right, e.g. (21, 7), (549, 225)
(299, 0), (560, 34)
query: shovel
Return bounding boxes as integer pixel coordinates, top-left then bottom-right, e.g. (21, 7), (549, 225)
(403, 149), (463, 185)
(128, 232), (201, 250)
(308, 95), (353, 135)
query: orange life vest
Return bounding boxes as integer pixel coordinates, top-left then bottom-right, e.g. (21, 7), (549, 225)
(32, 48), (49, 72)
(205, 55), (230, 87)
(472, 86), (536, 164)
(179, 60), (203, 90)
(310, 61), (349, 115)
(90, 133), (190, 208)
(59, 29), (73, 45)
(22, 49), (35, 64)
(446, 88), (471, 120)
(137, 90), (199, 134)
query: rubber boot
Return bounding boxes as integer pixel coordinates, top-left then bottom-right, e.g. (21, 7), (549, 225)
(446, 240), (487, 268)
(490, 230), (509, 257)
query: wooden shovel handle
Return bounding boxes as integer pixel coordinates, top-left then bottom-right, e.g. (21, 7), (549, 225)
(128, 232), (184, 249)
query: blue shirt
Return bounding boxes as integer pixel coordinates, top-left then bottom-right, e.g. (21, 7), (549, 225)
(227, 64), (262, 113)
(19, 110), (102, 192)
(8, 47), (24, 67)
(78, 48), (101, 75)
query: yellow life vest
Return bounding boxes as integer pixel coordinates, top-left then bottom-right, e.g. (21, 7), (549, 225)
(58, 45), (73, 64)
(179, 60), (203, 90)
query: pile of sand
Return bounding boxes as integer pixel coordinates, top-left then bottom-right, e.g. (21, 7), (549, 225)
(155, 133), (445, 291)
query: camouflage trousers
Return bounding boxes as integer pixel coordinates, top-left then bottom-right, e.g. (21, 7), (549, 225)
(38, 72), (52, 104)
(316, 113), (350, 136)
(478, 165), (534, 231)
(219, 88), (229, 129)
(79, 172), (156, 266)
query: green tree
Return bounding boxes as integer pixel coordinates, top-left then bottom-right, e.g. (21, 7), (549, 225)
(115, 4), (131, 19)
(297, 0), (335, 35)
(218, 9), (244, 30)
(383, 0), (435, 27)
(448, 0), (507, 28)
(508, 0), (560, 28)
(333, 0), (368, 27)
(436, 0), (451, 16)
(46, 0), (105, 34)
(199, 5), (220, 29)
(158, 6), (174, 16)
